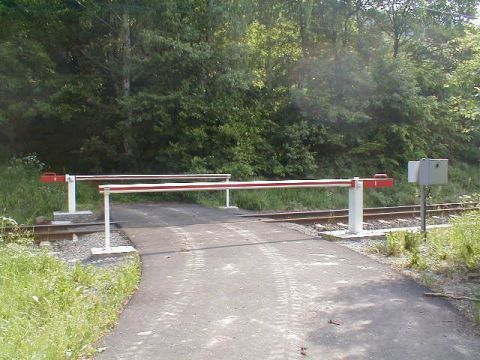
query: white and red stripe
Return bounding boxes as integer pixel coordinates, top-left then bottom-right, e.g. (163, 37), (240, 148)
(100, 179), (353, 194)
(96, 176), (394, 253)
(76, 174), (231, 181)
(98, 178), (393, 194)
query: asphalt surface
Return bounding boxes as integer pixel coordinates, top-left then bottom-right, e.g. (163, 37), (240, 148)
(97, 203), (480, 360)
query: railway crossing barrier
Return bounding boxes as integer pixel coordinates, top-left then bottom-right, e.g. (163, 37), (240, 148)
(40, 173), (234, 214)
(94, 175), (393, 255)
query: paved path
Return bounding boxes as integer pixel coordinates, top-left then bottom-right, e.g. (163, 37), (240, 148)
(97, 203), (480, 360)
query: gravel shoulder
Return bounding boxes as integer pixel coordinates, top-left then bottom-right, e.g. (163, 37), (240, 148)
(45, 230), (136, 268)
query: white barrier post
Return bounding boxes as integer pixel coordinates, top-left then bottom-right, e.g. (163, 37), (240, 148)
(66, 175), (77, 213)
(348, 177), (363, 234)
(91, 186), (136, 256)
(226, 177), (230, 207)
(104, 187), (111, 250)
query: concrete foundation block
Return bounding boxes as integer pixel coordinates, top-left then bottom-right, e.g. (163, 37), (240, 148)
(53, 210), (94, 222)
(91, 246), (137, 257)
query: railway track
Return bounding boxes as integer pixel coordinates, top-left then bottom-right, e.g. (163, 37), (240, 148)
(240, 202), (480, 224)
(2, 221), (123, 242)
(2, 202), (478, 241)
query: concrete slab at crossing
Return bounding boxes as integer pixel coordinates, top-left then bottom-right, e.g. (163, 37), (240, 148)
(97, 203), (480, 360)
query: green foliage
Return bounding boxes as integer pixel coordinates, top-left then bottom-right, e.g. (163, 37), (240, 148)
(0, 155), (65, 224)
(0, 240), (140, 359)
(378, 231), (422, 257)
(384, 232), (406, 256)
(451, 212), (480, 271)
(1, 0), (479, 185)
(379, 212), (480, 273)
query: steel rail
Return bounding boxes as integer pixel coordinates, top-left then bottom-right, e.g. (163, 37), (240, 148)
(1, 221), (124, 242)
(243, 203), (479, 224)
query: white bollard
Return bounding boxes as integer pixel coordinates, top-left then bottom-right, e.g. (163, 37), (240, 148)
(348, 177), (363, 234)
(104, 188), (111, 250)
(66, 174), (76, 213)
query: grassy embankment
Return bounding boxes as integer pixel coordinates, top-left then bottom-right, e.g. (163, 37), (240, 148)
(0, 158), (140, 359)
(0, 218), (140, 359)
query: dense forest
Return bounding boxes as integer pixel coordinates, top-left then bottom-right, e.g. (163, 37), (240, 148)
(1, 0), (480, 179)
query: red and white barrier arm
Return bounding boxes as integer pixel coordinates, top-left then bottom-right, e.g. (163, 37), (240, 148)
(98, 179), (355, 194)
(97, 176), (393, 253)
(40, 172), (233, 212)
(75, 174), (231, 181)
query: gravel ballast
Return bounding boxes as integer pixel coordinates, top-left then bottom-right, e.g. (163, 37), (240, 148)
(48, 231), (136, 268)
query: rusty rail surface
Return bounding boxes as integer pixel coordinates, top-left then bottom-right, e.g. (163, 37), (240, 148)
(240, 202), (479, 224)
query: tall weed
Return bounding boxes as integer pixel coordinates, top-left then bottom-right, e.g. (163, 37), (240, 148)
(0, 240), (140, 359)
(379, 231), (422, 258)
(451, 212), (480, 271)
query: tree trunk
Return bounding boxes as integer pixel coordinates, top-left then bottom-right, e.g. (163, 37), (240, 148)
(206, 0), (214, 44)
(120, 10), (136, 167)
(299, 0), (313, 57)
(393, 35), (400, 58)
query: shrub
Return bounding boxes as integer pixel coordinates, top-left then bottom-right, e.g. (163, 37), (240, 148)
(0, 155), (65, 224)
(377, 231), (422, 258)
(404, 231), (422, 253)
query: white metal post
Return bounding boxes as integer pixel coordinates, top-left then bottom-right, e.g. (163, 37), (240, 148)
(67, 175), (77, 213)
(91, 185), (135, 256)
(226, 177), (230, 208)
(348, 177), (363, 234)
(104, 188), (111, 250)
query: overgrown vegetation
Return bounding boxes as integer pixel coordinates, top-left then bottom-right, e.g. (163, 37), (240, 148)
(2, 3), (480, 220)
(374, 230), (423, 258)
(0, 222), (140, 359)
(373, 212), (480, 322)
(375, 213), (480, 272)
(0, 156), (65, 223)
(0, 156), (101, 224)
(430, 213), (480, 272)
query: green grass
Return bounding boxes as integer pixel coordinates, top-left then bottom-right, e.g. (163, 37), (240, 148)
(377, 212), (480, 273)
(427, 212), (480, 272)
(373, 212), (480, 322)
(374, 231), (423, 258)
(195, 188), (349, 211)
(0, 231), (140, 359)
